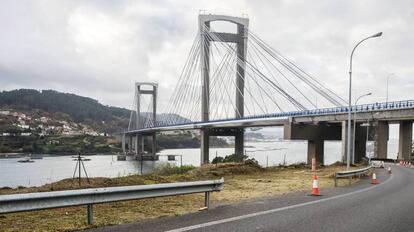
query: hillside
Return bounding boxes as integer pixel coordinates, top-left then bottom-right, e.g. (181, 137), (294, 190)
(0, 89), (190, 133)
(0, 89), (130, 133)
(0, 89), (229, 154)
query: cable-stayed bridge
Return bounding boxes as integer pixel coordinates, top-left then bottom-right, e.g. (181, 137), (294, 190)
(122, 14), (414, 165)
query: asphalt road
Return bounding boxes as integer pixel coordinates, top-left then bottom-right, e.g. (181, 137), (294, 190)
(88, 165), (414, 232)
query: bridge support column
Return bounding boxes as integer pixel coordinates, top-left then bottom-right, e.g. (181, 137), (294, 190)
(201, 129), (209, 164)
(138, 135), (144, 154)
(398, 121), (412, 160)
(354, 123), (367, 163)
(135, 134), (139, 155)
(374, 121), (389, 159)
(122, 134), (126, 153)
(151, 133), (157, 156)
(235, 129), (244, 158)
(307, 140), (324, 165)
(128, 136), (133, 153)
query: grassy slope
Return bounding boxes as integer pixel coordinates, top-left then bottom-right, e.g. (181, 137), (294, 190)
(0, 163), (363, 232)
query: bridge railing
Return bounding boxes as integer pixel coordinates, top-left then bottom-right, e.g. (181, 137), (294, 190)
(0, 178), (224, 225)
(128, 99), (414, 131)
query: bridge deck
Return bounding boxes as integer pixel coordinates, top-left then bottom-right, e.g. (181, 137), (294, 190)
(124, 99), (414, 134)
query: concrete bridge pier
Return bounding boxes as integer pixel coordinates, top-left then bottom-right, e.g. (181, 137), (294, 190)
(128, 136), (133, 153)
(307, 139), (324, 165)
(201, 129), (209, 164)
(200, 128), (245, 165)
(354, 123), (368, 163)
(135, 134), (140, 155)
(122, 134), (126, 153)
(341, 121), (369, 163)
(151, 133), (157, 155)
(284, 122), (341, 165)
(235, 129), (244, 160)
(373, 121), (389, 159)
(398, 121), (412, 160)
(134, 134), (157, 155)
(138, 135), (145, 154)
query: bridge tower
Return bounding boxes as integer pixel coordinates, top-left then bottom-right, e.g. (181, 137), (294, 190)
(135, 82), (158, 156)
(199, 14), (249, 164)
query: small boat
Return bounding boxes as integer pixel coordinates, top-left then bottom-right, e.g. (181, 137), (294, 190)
(18, 157), (34, 163)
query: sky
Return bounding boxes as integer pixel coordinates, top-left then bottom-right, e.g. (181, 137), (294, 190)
(0, 0), (413, 115)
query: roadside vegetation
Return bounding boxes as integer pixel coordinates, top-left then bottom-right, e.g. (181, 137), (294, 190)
(0, 160), (364, 232)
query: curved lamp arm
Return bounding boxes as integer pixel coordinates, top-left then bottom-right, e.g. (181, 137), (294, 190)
(349, 32), (383, 73)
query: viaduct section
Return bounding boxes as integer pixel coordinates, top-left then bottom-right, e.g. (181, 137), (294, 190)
(123, 106), (414, 165)
(285, 108), (414, 164)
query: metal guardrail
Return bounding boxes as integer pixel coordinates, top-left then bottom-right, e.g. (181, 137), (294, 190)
(334, 165), (373, 187)
(0, 178), (224, 224)
(370, 158), (397, 163)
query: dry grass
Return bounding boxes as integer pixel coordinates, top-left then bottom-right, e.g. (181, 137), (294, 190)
(0, 162), (363, 232)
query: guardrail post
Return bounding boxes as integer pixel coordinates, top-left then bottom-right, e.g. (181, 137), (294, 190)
(87, 204), (93, 225)
(204, 192), (210, 209)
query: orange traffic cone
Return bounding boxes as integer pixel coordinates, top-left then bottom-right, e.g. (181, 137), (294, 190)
(310, 175), (321, 196)
(387, 166), (392, 174)
(371, 172), (379, 184)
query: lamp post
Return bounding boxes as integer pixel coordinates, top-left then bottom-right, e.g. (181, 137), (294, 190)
(347, 32), (382, 170)
(352, 92), (372, 164)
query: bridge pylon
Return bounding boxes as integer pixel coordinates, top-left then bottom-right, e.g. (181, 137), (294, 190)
(122, 82), (158, 156)
(199, 14), (249, 164)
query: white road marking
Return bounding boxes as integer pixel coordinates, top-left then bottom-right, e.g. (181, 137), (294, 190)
(166, 172), (394, 232)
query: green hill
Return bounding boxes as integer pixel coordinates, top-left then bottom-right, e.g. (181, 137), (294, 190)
(0, 89), (228, 154)
(0, 89), (129, 124)
(0, 89), (191, 133)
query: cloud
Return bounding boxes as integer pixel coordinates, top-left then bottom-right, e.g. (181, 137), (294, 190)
(0, 0), (412, 112)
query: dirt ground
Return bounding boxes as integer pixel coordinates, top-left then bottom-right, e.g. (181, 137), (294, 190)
(0, 162), (363, 232)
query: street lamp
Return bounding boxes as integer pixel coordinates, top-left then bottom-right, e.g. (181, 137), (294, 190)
(347, 32), (382, 170)
(352, 92), (372, 165)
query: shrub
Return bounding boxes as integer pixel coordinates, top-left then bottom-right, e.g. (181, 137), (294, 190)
(211, 153), (259, 166)
(152, 162), (195, 175)
(212, 156), (224, 164)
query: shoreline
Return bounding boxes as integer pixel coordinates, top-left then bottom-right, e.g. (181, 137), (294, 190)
(0, 144), (258, 158)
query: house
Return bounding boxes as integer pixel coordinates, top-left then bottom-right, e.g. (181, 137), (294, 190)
(18, 124), (30, 129)
(40, 117), (48, 123)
